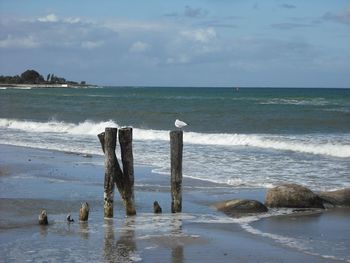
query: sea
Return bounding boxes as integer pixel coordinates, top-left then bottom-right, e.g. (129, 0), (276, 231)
(0, 86), (350, 191)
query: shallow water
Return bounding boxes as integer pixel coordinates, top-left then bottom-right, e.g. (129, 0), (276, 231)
(1, 87), (349, 191)
(0, 145), (349, 262)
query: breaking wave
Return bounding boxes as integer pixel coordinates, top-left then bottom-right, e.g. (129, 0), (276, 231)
(0, 118), (349, 158)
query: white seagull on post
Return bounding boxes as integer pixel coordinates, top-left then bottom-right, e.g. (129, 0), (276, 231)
(175, 119), (188, 129)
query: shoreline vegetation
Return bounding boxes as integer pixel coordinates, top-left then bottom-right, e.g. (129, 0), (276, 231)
(0, 69), (97, 88)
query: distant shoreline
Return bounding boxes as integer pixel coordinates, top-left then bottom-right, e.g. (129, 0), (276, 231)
(0, 83), (98, 88)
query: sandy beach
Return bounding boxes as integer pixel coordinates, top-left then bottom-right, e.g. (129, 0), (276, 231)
(1, 144), (349, 262)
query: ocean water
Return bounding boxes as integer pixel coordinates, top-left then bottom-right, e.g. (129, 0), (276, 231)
(1, 86), (349, 191)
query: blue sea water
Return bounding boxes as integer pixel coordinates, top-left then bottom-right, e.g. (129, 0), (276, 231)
(0, 86), (349, 190)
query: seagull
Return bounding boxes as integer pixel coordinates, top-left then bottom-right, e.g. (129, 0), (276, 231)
(175, 119), (188, 129)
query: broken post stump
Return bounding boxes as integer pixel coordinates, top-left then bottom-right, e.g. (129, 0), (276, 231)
(118, 127), (136, 216)
(170, 130), (183, 213)
(153, 201), (162, 214)
(79, 202), (90, 221)
(38, 209), (48, 225)
(103, 127), (118, 218)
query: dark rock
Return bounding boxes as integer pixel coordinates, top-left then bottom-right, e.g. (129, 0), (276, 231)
(66, 214), (74, 223)
(153, 201), (162, 214)
(214, 199), (268, 217)
(318, 188), (350, 207)
(265, 184), (324, 209)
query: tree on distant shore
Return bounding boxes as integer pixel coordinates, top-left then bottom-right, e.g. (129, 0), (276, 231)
(20, 70), (45, 84)
(0, 69), (84, 85)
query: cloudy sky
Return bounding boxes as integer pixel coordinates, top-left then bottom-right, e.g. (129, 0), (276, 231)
(0, 0), (349, 87)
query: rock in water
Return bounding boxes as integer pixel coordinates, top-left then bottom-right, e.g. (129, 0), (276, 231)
(265, 184), (324, 209)
(318, 188), (350, 207)
(214, 199), (268, 217)
(153, 201), (162, 214)
(66, 214), (74, 223)
(79, 202), (89, 221)
(38, 210), (48, 225)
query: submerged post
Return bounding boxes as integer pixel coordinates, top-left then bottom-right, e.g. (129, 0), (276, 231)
(118, 127), (136, 216)
(170, 130), (183, 213)
(103, 127), (117, 218)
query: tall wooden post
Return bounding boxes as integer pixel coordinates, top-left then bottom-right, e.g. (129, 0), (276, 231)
(170, 130), (183, 213)
(98, 127), (136, 217)
(103, 128), (118, 218)
(119, 127), (136, 216)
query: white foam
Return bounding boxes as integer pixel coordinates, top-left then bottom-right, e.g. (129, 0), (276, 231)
(0, 118), (118, 135)
(1, 118), (349, 158)
(259, 98), (330, 106)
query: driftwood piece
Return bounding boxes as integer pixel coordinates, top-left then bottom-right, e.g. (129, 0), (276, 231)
(98, 127), (136, 217)
(170, 130), (183, 213)
(119, 127), (136, 216)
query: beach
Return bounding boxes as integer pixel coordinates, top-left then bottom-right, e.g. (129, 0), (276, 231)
(1, 144), (349, 262)
(1, 86), (349, 262)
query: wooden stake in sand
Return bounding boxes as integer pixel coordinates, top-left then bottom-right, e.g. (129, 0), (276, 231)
(38, 209), (48, 225)
(102, 128), (118, 218)
(98, 127), (136, 217)
(79, 202), (90, 221)
(170, 130), (183, 213)
(118, 127), (136, 216)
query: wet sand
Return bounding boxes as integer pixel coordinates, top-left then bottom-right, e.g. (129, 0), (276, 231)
(0, 144), (349, 262)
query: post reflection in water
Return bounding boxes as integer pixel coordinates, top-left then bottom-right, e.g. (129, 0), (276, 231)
(39, 225), (48, 237)
(79, 222), (89, 240)
(103, 217), (137, 263)
(103, 219), (116, 263)
(171, 215), (184, 263)
(116, 217), (137, 261)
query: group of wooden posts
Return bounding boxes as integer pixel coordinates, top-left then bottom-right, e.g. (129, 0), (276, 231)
(98, 127), (183, 218)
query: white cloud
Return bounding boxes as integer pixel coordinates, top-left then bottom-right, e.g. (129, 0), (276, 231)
(38, 14), (59, 23)
(104, 20), (166, 32)
(81, 40), (104, 49)
(129, 41), (150, 53)
(180, 27), (217, 43)
(0, 35), (39, 48)
(166, 54), (190, 64)
(64, 17), (81, 24)
(37, 14), (81, 24)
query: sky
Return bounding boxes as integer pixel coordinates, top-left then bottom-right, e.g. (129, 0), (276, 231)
(0, 0), (349, 87)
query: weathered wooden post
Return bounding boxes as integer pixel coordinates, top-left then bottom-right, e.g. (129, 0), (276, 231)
(98, 127), (136, 217)
(103, 127), (118, 218)
(79, 202), (89, 222)
(118, 127), (136, 216)
(170, 130), (183, 213)
(38, 209), (48, 225)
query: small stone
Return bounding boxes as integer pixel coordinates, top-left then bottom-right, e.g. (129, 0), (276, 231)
(66, 214), (74, 223)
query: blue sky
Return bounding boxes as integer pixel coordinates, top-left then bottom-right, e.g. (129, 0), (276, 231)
(0, 0), (349, 87)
